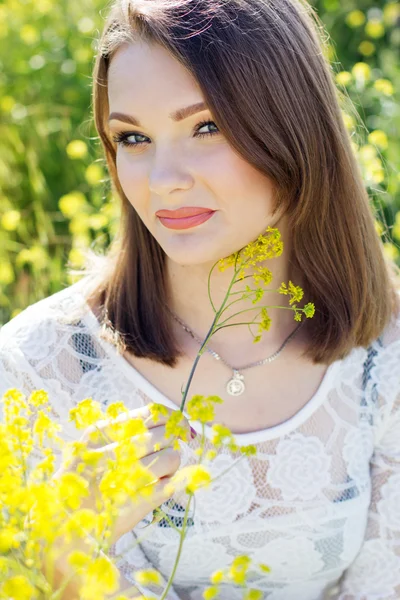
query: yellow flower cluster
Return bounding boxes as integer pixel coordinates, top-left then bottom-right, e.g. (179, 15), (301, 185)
(0, 388), (161, 600)
(218, 226), (283, 283)
(204, 555), (271, 599)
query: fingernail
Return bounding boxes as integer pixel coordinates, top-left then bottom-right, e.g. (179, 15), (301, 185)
(190, 426), (197, 439)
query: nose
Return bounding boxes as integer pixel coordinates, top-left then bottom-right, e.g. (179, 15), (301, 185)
(148, 147), (194, 196)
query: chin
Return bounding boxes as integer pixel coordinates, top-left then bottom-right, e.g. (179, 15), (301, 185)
(158, 236), (227, 267)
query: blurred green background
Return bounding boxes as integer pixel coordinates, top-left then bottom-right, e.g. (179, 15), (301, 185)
(0, 0), (399, 326)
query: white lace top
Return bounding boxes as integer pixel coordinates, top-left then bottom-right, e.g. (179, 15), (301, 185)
(1, 276), (400, 600)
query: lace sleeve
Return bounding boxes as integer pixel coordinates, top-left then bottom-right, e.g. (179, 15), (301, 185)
(337, 344), (400, 599)
(0, 323), (182, 600)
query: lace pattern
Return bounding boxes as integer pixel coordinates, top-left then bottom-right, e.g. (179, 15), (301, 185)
(0, 277), (400, 599)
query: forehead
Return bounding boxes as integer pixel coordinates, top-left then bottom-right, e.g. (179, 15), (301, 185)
(108, 41), (201, 101)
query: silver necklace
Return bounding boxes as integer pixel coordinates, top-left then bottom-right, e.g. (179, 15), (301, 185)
(170, 311), (305, 397)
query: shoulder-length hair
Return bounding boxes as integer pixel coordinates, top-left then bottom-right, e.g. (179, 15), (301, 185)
(71, 0), (400, 367)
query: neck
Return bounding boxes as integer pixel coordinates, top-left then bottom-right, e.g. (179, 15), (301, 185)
(166, 226), (306, 359)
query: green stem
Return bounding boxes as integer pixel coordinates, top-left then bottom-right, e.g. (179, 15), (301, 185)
(213, 321), (261, 334)
(179, 272), (239, 412)
(159, 495), (193, 600)
(207, 260), (220, 313)
(217, 305), (297, 328)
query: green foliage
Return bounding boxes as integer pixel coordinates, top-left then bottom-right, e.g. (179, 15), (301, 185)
(0, 0), (399, 325)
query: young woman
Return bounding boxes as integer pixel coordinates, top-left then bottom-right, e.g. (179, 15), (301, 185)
(1, 0), (400, 598)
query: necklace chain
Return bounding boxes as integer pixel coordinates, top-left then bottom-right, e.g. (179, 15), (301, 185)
(170, 310), (304, 372)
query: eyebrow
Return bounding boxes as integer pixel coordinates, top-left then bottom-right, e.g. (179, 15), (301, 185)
(108, 101), (208, 126)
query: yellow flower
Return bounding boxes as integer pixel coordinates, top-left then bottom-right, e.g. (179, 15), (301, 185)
(0, 575), (37, 599)
(352, 62), (371, 83)
(165, 409), (189, 442)
(58, 472), (89, 510)
(33, 409), (62, 448)
(203, 586), (220, 599)
(0, 261), (14, 285)
(85, 163), (104, 186)
(368, 130), (388, 150)
(359, 41), (376, 57)
(210, 570), (225, 584)
(365, 19), (385, 39)
(278, 281), (304, 305)
(66, 139), (88, 160)
(1, 209), (21, 231)
(0, 527), (21, 553)
(243, 590), (263, 600)
(228, 554), (251, 585)
(219, 227), (283, 273)
(187, 395), (223, 424)
(69, 398), (105, 429)
(384, 3), (400, 27)
(174, 465), (212, 494)
(303, 303), (315, 319)
(148, 402), (169, 423)
(335, 71), (353, 87)
(374, 78), (394, 96)
(20, 24), (40, 45)
(259, 563), (271, 573)
(58, 191), (88, 219)
(135, 569), (162, 586)
(345, 10), (366, 28)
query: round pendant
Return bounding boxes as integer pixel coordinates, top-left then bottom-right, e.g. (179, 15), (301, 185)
(226, 371), (245, 396)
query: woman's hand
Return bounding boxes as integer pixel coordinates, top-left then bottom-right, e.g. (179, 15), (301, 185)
(58, 404), (191, 544)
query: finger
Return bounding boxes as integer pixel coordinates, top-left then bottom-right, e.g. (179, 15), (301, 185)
(141, 448), (181, 480)
(81, 405), (189, 447)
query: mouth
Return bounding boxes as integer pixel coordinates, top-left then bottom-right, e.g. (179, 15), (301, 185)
(155, 207), (216, 230)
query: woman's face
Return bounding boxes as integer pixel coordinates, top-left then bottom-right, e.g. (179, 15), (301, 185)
(107, 41), (280, 266)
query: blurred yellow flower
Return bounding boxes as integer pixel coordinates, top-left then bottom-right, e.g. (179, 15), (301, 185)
(174, 464), (212, 494)
(0, 95), (16, 112)
(374, 78), (394, 96)
(0, 575), (37, 599)
(383, 3), (400, 26)
(68, 247), (86, 268)
(69, 397), (104, 429)
(352, 62), (371, 83)
(89, 214), (109, 230)
(383, 242), (399, 261)
(36, 0), (52, 14)
(66, 139), (89, 160)
(135, 569), (162, 586)
(359, 41), (376, 56)
(16, 246), (48, 270)
(85, 163), (104, 186)
(59, 191), (88, 218)
(368, 130), (389, 150)
(346, 10), (366, 28)
(69, 214), (91, 235)
(243, 590), (263, 600)
(359, 144), (377, 161)
(374, 220), (385, 237)
(20, 25), (40, 45)
(341, 112), (355, 131)
(1, 209), (21, 231)
(0, 261), (14, 285)
(335, 71), (353, 87)
(365, 19), (385, 39)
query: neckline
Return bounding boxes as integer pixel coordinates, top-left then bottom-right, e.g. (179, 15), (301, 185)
(73, 279), (343, 445)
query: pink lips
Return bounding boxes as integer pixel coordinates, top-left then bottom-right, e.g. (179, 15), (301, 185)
(155, 207), (216, 230)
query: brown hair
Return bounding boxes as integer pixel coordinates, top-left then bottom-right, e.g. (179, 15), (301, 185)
(72, 0), (400, 367)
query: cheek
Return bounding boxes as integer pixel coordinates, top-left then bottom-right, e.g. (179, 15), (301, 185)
(208, 148), (276, 211)
(115, 151), (149, 212)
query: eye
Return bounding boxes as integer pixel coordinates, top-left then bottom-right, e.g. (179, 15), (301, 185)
(111, 131), (149, 148)
(111, 119), (220, 149)
(194, 119), (220, 139)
